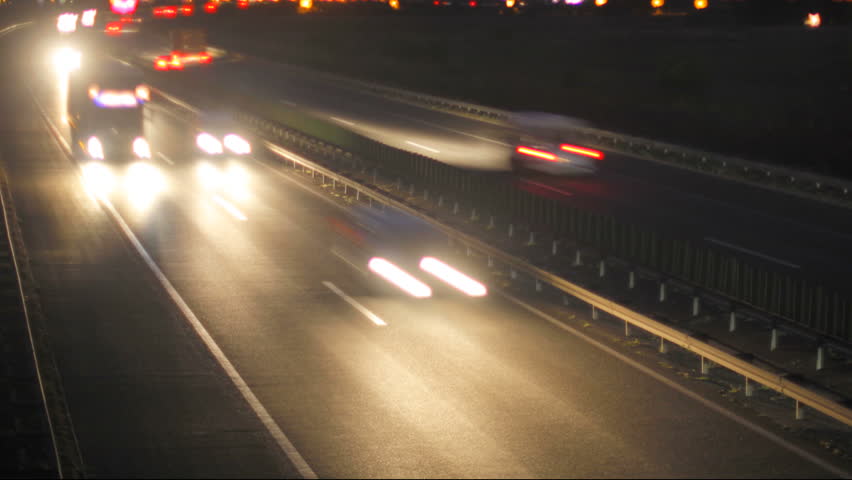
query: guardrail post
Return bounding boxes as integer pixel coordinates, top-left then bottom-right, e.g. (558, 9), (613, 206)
(659, 338), (668, 354)
(701, 357), (712, 375)
(408, 184), (415, 196)
(332, 179), (336, 190)
(692, 297), (701, 317)
(770, 325), (779, 352)
(424, 190), (429, 201)
(591, 305), (599, 320)
(452, 202), (459, 215)
(624, 320), (631, 337)
(470, 208), (479, 221)
(510, 268), (517, 279)
(573, 249), (582, 266)
(795, 401), (805, 420)
(816, 343), (825, 371)
(659, 282), (667, 302)
(465, 246), (472, 257)
(744, 377), (755, 397)
(438, 195), (444, 208)
(628, 271), (635, 289)
(729, 311), (737, 332)
(508, 224), (514, 238)
(535, 279), (542, 292)
(487, 256), (494, 267)
(551, 240), (558, 256)
(598, 260), (606, 278)
(527, 232), (536, 246)
(563, 296), (571, 306)
(396, 178), (402, 190)
(487, 216), (495, 230)
(356, 190), (360, 201)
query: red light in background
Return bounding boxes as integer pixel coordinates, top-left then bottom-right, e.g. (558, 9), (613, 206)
(237, 0), (249, 8)
(179, 4), (194, 15)
(105, 21), (123, 35)
(204, 1), (218, 12)
(468, 0), (477, 6)
(119, 16), (134, 22)
(153, 6), (178, 17)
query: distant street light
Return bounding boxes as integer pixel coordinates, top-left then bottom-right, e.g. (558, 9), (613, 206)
(805, 12), (821, 28)
(694, 0), (706, 9)
(651, 0), (663, 8)
(595, 0), (607, 6)
(506, 0), (515, 7)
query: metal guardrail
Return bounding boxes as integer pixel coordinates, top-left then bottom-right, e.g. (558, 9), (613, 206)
(226, 45), (852, 209)
(151, 86), (852, 429)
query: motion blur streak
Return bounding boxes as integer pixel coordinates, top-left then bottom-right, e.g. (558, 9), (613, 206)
(560, 143), (604, 160)
(419, 257), (487, 297)
(81, 162), (115, 199)
(56, 13), (78, 33)
(368, 258), (432, 298)
(516, 146), (556, 162)
(212, 195), (248, 221)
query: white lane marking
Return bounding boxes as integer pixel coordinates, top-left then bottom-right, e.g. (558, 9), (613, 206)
(280, 100), (298, 107)
(405, 140), (441, 154)
(331, 247), (368, 276)
(499, 292), (850, 479)
(521, 179), (574, 197)
(212, 194), (248, 221)
(330, 116), (356, 127)
(35, 95), (317, 479)
(323, 281), (386, 327)
(156, 152), (174, 165)
(704, 237), (800, 269)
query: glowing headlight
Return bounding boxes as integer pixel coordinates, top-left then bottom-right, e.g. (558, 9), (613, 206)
(53, 47), (81, 73)
(419, 257), (487, 297)
(196, 133), (223, 155)
(223, 134), (251, 155)
(368, 257), (432, 298)
(87, 136), (104, 159)
(133, 137), (151, 159)
(135, 85), (150, 102)
(81, 9), (97, 27)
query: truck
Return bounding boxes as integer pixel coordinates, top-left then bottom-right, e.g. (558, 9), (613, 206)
(67, 57), (152, 162)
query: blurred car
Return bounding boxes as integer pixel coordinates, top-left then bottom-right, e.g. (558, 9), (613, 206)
(507, 112), (604, 175)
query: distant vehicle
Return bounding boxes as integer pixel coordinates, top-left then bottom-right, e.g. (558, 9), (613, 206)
(154, 29), (212, 70)
(67, 58), (151, 162)
(506, 112), (604, 175)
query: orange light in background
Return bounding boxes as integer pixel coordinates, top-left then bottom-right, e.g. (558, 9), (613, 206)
(595, 0), (607, 5)
(179, 4), (194, 14)
(560, 143), (604, 160)
(694, 0), (706, 9)
(805, 12), (821, 28)
(516, 146), (557, 162)
(204, 1), (218, 12)
(651, 0), (663, 7)
(299, 0), (312, 8)
(237, 0), (249, 8)
(389, 0), (399, 9)
(505, 0), (515, 7)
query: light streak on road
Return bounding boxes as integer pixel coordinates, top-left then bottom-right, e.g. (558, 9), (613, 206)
(368, 257), (432, 298)
(419, 257), (487, 297)
(213, 194), (248, 221)
(406, 140), (440, 154)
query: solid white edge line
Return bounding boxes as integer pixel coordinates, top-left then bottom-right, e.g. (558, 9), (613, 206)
(212, 194), (248, 221)
(498, 291), (850, 479)
(32, 89), (317, 479)
(704, 237), (801, 269)
(323, 281), (387, 327)
(405, 140), (440, 154)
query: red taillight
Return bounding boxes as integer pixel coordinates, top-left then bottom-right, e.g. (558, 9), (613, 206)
(105, 21), (122, 35)
(179, 4), (194, 15)
(154, 56), (170, 70)
(154, 6), (178, 17)
(469, 0), (476, 6)
(237, 0), (249, 8)
(170, 54), (184, 69)
(199, 52), (212, 64)
(560, 143), (604, 160)
(516, 146), (557, 162)
(204, 1), (218, 12)
(119, 16), (134, 22)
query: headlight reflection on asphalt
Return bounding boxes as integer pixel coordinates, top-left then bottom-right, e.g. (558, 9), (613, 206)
(125, 162), (166, 211)
(81, 162), (116, 200)
(196, 161), (250, 200)
(368, 257), (432, 298)
(419, 257), (487, 297)
(53, 47), (81, 73)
